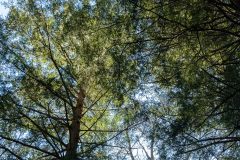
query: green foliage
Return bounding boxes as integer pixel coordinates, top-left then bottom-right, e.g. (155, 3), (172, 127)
(1, 0), (240, 159)
(0, 0), (140, 159)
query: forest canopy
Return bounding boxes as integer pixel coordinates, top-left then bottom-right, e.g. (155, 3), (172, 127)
(0, 0), (240, 159)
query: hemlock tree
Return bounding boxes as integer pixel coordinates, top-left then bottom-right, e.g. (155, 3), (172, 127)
(0, 0), (140, 159)
(126, 0), (240, 158)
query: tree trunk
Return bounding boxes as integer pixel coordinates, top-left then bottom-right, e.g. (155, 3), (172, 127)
(65, 88), (85, 159)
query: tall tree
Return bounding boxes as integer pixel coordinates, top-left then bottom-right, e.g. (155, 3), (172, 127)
(0, 0), (140, 159)
(130, 0), (240, 158)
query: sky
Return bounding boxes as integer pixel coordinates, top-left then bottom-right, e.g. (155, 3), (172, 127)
(0, 0), (9, 17)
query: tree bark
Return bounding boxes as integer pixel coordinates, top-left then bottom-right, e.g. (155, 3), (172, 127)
(65, 88), (85, 159)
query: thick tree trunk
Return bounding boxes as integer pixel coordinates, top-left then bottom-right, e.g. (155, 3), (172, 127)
(65, 88), (85, 159)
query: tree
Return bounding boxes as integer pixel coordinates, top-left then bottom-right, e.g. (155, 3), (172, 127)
(0, 0), (140, 159)
(128, 0), (240, 158)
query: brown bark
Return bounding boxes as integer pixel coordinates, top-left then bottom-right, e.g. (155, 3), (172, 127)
(65, 88), (85, 159)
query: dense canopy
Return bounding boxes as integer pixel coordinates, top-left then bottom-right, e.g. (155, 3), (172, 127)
(0, 0), (240, 159)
